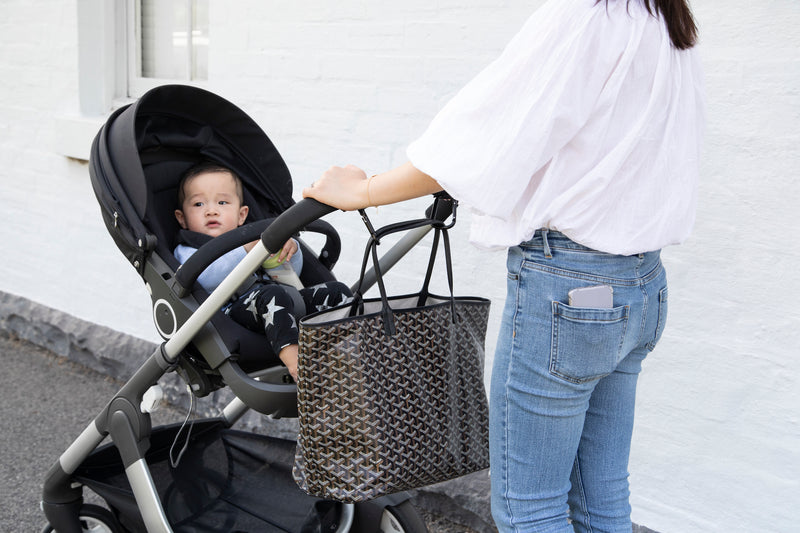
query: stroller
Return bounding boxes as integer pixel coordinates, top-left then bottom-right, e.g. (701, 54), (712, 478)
(40, 85), (449, 532)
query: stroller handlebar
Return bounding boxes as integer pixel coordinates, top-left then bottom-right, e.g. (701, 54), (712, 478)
(260, 199), (337, 252)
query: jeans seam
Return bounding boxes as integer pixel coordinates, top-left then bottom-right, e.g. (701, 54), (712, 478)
(522, 261), (637, 287)
(573, 452), (593, 533)
(646, 286), (668, 351)
(522, 258), (664, 287)
(503, 268), (523, 530)
(637, 281), (649, 350)
(520, 243), (612, 255)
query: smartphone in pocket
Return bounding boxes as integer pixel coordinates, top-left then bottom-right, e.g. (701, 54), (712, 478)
(568, 284), (613, 308)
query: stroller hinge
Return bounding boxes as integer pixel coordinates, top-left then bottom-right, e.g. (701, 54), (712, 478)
(108, 406), (152, 468)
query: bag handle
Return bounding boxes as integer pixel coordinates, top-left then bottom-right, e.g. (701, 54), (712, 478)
(418, 227), (455, 315)
(350, 203), (458, 337)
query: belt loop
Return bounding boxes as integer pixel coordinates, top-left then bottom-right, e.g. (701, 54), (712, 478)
(541, 228), (552, 259)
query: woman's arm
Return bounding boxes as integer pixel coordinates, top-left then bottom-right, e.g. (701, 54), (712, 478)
(302, 161), (443, 211)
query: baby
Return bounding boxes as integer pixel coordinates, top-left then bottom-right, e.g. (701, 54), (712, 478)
(174, 161), (351, 379)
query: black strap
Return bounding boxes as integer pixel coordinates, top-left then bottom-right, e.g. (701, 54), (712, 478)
(351, 205), (458, 337)
(418, 228), (456, 319)
(176, 229), (214, 248)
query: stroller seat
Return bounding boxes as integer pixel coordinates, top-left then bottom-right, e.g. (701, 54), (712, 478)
(89, 84), (342, 417)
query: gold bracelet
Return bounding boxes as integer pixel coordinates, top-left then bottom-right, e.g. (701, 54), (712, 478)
(366, 174), (377, 207)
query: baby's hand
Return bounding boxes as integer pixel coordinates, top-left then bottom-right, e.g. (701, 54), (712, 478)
(262, 239), (298, 269)
(278, 239), (298, 263)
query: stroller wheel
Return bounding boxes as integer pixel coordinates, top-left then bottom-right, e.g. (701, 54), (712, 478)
(381, 501), (429, 533)
(41, 503), (124, 533)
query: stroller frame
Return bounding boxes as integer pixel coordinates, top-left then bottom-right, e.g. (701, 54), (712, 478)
(42, 198), (447, 533)
(41, 85), (448, 532)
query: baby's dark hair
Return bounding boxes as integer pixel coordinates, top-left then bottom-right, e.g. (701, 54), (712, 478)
(177, 161), (245, 206)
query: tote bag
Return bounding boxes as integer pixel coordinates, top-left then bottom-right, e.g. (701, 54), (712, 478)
(293, 205), (491, 503)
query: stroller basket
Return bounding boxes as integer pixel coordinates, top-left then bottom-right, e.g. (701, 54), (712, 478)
(74, 420), (336, 532)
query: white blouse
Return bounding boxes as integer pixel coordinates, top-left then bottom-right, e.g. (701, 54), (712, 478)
(407, 0), (705, 255)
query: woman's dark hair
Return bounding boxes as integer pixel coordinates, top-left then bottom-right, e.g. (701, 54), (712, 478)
(603, 0), (698, 50)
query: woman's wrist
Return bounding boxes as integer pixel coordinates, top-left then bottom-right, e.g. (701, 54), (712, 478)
(370, 163), (442, 207)
(366, 174), (377, 207)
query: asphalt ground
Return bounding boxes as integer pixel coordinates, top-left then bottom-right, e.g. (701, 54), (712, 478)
(0, 335), (175, 532)
(0, 334), (473, 532)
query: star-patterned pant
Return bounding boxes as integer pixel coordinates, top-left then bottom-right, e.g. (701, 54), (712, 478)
(224, 280), (352, 356)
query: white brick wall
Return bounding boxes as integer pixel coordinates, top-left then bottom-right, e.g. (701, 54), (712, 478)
(0, 2), (797, 531)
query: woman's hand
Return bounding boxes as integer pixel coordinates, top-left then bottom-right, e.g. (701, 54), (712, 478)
(302, 164), (370, 211)
(302, 162), (443, 211)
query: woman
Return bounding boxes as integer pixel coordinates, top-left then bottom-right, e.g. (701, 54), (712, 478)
(304, 0), (703, 531)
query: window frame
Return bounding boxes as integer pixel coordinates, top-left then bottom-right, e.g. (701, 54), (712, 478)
(126, 0), (208, 99)
(64, 0), (208, 160)
(76, 0), (208, 116)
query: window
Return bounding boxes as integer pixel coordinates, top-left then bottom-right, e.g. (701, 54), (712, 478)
(128, 0), (209, 97)
(65, 0), (209, 159)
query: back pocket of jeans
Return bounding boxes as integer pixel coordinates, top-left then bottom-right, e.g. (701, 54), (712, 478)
(550, 301), (629, 384)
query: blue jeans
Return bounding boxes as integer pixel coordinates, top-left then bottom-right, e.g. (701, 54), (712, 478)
(490, 230), (668, 533)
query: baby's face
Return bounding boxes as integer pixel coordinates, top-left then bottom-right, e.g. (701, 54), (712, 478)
(175, 171), (248, 237)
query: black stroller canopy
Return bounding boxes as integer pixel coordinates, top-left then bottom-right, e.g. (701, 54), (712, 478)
(90, 84), (294, 270)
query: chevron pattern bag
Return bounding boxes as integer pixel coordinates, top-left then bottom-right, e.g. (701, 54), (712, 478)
(293, 205), (491, 503)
